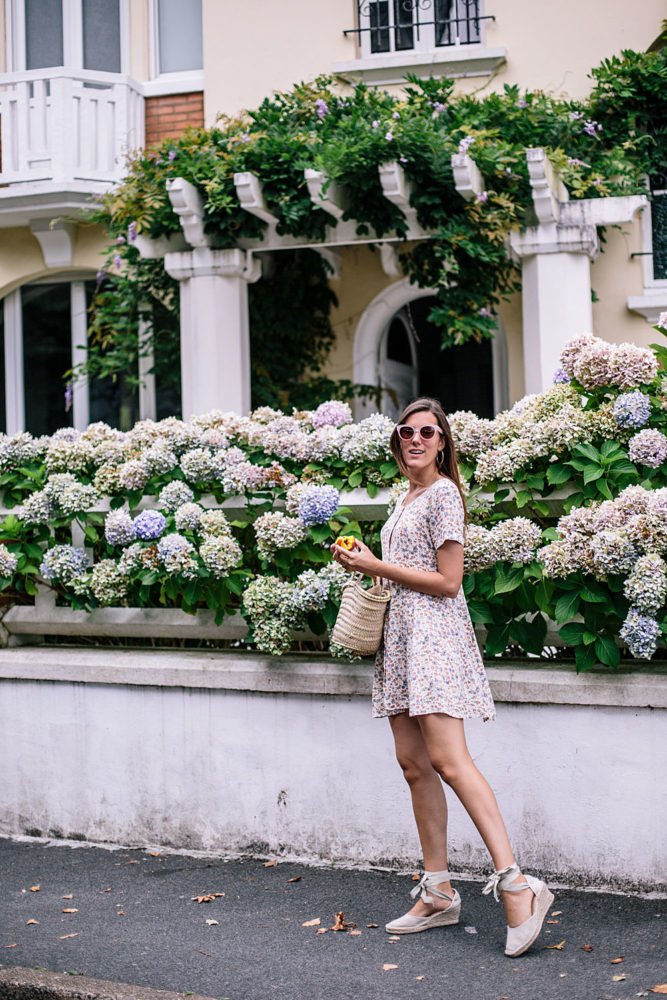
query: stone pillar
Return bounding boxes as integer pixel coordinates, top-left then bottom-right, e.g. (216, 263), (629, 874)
(164, 247), (260, 418)
(520, 252), (593, 393)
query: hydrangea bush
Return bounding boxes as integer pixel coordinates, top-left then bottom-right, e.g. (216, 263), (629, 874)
(0, 326), (665, 668)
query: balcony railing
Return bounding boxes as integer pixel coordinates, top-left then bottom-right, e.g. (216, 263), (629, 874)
(346, 0), (494, 53)
(0, 67), (144, 186)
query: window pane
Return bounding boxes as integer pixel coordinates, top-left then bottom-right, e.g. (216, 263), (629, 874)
(393, 0), (414, 51)
(368, 1), (390, 53)
(25, 0), (64, 69)
(158, 0), (203, 73)
(436, 0), (481, 47)
(82, 0), (121, 72)
(22, 284), (72, 436)
(650, 175), (667, 282)
(153, 300), (181, 420)
(85, 283), (138, 429)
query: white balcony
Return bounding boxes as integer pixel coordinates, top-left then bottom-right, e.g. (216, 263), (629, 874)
(0, 67), (144, 224)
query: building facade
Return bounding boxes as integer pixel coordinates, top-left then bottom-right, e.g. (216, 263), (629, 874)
(0, 0), (664, 433)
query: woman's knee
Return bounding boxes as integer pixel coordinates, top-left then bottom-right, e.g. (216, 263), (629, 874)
(395, 750), (434, 786)
(428, 753), (463, 788)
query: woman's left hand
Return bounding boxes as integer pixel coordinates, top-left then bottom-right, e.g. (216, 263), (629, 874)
(330, 539), (383, 577)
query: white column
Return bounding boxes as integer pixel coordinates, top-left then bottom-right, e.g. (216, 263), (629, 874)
(4, 290), (24, 434)
(520, 252), (593, 394)
(70, 281), (89, 430)
(164, 247), (260, 418)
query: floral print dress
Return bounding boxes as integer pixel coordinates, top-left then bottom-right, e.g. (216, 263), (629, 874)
(372, 477), (495, 721)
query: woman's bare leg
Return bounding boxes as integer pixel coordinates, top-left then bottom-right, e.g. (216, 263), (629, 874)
(417, 713), (533, 927)
(388, 713), (454, 916)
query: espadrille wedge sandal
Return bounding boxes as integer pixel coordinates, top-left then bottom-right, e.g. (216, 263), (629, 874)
(482, 862), (554, 957)
(385, 869), (461, 935)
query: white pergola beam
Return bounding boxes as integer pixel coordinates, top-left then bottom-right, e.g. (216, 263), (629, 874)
(233, 171), (279, 225)
(304, 169), (347, 220)
(378, 161), (418, 227)
(451, 153), (485, 202)
(166, 177), (210, 248)
(526, 147), (569, 224)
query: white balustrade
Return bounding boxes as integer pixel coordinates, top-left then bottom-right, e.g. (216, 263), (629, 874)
(0, 68), (144, 185)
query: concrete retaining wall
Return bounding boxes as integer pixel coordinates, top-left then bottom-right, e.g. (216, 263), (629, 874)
(0, 649), (665, 889)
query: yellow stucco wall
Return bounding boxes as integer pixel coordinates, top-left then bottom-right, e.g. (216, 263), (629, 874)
(0, 225), (109, 299)
(129, 0), (150, 82)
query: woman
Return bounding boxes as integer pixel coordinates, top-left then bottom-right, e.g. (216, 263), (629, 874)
(330, 397), (553, 957)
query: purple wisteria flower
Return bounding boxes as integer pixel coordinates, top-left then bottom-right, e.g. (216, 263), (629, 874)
(311, 400), (353, 429)
(619, 608), (660, 659)
(628, 428), (667, 468)
(116, 235), (125, 245)
(458, 135), (475, 155)
(168, 149), (177, 161)
(64, 384), (73, 412)
(114, 254), (123, 271)
(372, 120), (379, 130)
(613, 391), (651, 429)
(134, 509), (167, 541)
(583, 120), (602, 136)
(476, 190), (489, 204)
(432, 102), (446, 113)
(392, 110), (400, 119)
(127, 221), (137, 243)
(516, 98), (527, 108)
(315, 98), (329, 119)
(385, 131), (393, 141)
(569, 111), (584, 121)
(567, 158), (587, 167)
(298, 485), (340, 526)
(552, 367), (571, 385)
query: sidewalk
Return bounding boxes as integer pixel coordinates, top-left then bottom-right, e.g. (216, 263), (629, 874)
(1, 837), (665, 1000)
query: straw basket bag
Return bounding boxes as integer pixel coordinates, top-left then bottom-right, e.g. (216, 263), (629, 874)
(331, 573), (391, 656)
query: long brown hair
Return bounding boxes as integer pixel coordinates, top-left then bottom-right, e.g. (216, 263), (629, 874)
(389, 397), (467, 520)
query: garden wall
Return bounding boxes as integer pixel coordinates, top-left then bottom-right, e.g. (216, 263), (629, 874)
(0, 649), (664, 890)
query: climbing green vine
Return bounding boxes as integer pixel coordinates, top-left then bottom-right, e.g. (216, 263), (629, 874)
(81, 47), (667, 413)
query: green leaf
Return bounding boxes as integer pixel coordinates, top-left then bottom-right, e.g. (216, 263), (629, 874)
(546, 463), (571, 485)
(596, 479), (613, 500)
(557, 621), (586, 645)
(366, 482), (379, 498)
(514, 490), (532, 508)
(583, 466), (603, 484)
(581, 584), (608, 604)
(574, 442), (601, 463)
(524, 473), (545, 491)
(309, 523), (333, 545)
(485, 623), (511, 657)
(493, 567), (524, 595)
(321, 602), (338, 628)
(574, 643), (598, 672)
(554, 589), (581, 622)
(467, 599), (495, 625)
(595, 635), (620, 668)
(348, 471), (363, 488)
(24, 578), (39, 596)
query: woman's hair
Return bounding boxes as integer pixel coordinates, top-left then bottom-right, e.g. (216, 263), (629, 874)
(389, 396), (467, 519)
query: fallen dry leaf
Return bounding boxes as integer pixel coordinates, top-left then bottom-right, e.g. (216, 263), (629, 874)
(547, 919), (559, 924)
(205, 919), (218, 926)
(411, 874), (420, 881)
(415, 976), (425, 981)
(388, 935), (400, 942)
(316, 928), (328, 935)
(366, 923), (379, 928)
(62, 894), (73, 899)
(551, 910), (562, 916)
(59, 933), (79, 940)
(150, 852), (160, 857)
(649, 987), (667, 994)
(30, 885), (40, 892)
(581, 944), (594, 952)
(302, 918), (320, 927)
(101, 888), (112, 893)
(192, 894), (215, 903)
(349, 929), (362, 936)
(4, 944), (18, 949)
(127, 860), (139, 865)
(61, 908), (78, 914)
(116, 910), (125, 916)
(331, 911), (356, 931)
(263, 860), (277, 867)
(545, 940), (565, 950)
(612, 974), (627, 982)
(287, 877), (301, 883)
(26, 919), (39, 926)
(611, 957), (624, 964)
(383, 964), (398, 971)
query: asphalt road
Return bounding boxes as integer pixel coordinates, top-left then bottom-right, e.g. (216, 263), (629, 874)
(0, 837), (665, 1000)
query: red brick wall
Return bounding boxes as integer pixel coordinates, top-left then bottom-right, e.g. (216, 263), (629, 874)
(144, 92), (204, 146)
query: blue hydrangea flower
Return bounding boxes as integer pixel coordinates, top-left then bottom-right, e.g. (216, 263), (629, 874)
(619, 608), (660, 660)
(552, 367), (571, 385)
(612, 391), (651, 429)
(134, 509), (167, 541)
(40, 545), (89, 583)
(298, 485), (340, 526)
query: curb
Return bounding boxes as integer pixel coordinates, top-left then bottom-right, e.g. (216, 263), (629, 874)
(0, 967), (220, 1000)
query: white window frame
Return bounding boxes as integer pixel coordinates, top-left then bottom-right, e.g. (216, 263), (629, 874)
(2, 276), (156, 435)
(640, 185), (667, 291)
(6, 0), (130, 74)
(144, 0), (204, 97)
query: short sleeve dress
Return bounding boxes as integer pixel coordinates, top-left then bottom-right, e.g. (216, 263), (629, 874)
(372, 477), (495, 722)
